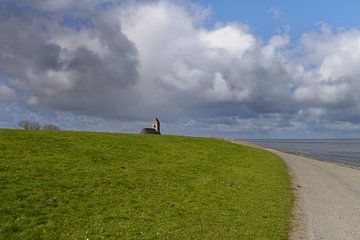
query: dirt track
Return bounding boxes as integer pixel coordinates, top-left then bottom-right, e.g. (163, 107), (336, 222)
(274, 150), (360, 240)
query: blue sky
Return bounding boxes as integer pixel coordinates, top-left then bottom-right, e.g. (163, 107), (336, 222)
(1, 0), (360, 138)
(199, 0), (360, 39)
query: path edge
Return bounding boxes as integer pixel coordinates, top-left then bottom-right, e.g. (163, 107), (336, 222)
(231, 140), (307, 240)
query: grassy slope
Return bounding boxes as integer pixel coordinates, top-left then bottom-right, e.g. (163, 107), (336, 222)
(0, 129), (293, 239)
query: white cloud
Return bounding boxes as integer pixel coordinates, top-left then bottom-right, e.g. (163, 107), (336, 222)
(199, 24), (256, 57)
(293, 25), (360, 113)
(293, 83), (353, 107)
(262, 35), (290, 57)
(203, 72), (250, 102)
(114, 1), (300, 117)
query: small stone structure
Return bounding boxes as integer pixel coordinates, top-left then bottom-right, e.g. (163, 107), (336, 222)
(140, 118), (161, 135)
(151, 118), (160, 134)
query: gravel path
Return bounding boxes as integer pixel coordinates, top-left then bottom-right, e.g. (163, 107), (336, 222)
(273, 150), (360, 240)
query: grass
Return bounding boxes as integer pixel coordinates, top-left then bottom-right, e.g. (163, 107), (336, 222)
(0, 129), (293, 239)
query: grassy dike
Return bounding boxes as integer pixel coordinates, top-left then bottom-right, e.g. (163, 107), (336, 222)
(0, 129), (293, 239)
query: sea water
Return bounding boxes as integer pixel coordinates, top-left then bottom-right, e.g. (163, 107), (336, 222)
(244, 139), (360, 168)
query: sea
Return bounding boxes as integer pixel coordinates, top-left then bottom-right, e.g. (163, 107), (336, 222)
(244, 139), (360, 168)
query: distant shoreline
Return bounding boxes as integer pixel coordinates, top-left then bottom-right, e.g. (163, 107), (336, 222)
(234, 139), (360, 170)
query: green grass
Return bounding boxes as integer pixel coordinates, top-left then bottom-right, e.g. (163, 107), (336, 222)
(0, 129), (293, 239)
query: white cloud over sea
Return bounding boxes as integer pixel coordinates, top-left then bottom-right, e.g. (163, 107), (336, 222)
(1, 0), (360, 137)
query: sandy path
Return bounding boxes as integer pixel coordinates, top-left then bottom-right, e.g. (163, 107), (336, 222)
(273, 150), (360, 240)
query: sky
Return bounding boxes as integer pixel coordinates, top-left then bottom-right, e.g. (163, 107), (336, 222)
(198, 0), (360, 39)
(1, 0), (360, 138)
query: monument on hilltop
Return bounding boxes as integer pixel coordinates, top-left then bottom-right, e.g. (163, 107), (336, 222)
(140, 118), (161, 135)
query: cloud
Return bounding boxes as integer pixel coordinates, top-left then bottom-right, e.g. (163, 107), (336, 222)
(1, 1), (360, 136)
(294, 24), (360, 117)
(9, 0), (104, 11)
(199, 23), (256, 57)
(116, 1), (302, 118)
(0, 85), (16, 103)
(0, 1), (139, 116)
